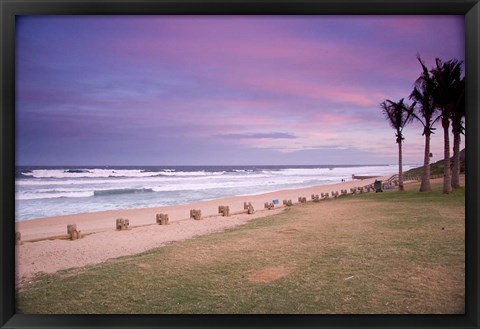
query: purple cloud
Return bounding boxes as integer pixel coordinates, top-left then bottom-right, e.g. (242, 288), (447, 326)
(16, 16), (465, 165)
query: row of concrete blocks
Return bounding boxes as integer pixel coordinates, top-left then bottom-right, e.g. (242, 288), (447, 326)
(293, 185), (381, 206)
(17, 198), (299, 244)
(321, 193), (330, 199)
(279, 191), (349, 207)
(316, 192), (342, 200)
(313, 192), (341, 201)
(17, 181), (392, 245)
(350, 185), (375, 194)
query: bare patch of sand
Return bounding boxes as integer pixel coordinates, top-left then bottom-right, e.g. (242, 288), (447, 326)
(248, 266), (291, 283)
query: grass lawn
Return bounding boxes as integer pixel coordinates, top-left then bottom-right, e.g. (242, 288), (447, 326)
(16, 178), (465, 314)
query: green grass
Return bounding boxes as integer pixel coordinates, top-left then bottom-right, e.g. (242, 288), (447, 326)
(16, 180), (465, 314)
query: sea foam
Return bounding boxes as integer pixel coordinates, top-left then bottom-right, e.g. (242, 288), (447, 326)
(15, 164), (418, 221)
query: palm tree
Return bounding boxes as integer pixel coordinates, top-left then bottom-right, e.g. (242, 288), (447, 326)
(450, 77), (465, 188)
(380, 98), (414, 191)
(408, 55), (439, 192)
(431, 58), (464, 194)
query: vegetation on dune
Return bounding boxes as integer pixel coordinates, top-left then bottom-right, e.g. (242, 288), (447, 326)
(404, 149), (465, 178)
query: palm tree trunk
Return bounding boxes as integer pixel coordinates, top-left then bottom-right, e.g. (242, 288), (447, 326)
(398, 137), (404, 191)
(451, 130), (461, 188)
(420, 133), (431, 192)
(442, 117), (452, 194)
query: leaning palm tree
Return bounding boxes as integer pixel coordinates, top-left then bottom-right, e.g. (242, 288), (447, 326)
(408, 55), (439, 192)
(431, 58), (464, 194)
(380, 98), (414, 191)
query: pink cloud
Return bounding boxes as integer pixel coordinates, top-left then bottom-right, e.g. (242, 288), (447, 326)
(89, 17), (434, 117)
(289, 115), (355, 134)
(225, 74), (379, 108)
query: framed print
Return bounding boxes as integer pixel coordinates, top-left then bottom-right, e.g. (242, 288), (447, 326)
(1, 0), (479, 328)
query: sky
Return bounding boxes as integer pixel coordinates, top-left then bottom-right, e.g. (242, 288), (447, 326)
(16, 16), (465, 166)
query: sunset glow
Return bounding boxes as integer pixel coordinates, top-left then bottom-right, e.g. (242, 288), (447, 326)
(16, 16), (465, 165)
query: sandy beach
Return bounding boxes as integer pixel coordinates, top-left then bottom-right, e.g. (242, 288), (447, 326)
(16, 176), (391, 286)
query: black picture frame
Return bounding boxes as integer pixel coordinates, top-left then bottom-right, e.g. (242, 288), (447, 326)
(1, 0), (479, 328)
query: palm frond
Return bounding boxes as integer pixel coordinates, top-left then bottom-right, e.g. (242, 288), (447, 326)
(431, 57), (464, 116)
(380, 98), (413, 135)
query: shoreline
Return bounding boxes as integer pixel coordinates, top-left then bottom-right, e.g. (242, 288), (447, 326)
(16, 175), (392, 240)
(16, 175), (392, 286)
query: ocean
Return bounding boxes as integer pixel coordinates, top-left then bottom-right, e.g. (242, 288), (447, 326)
(15, 164), (417, 221)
